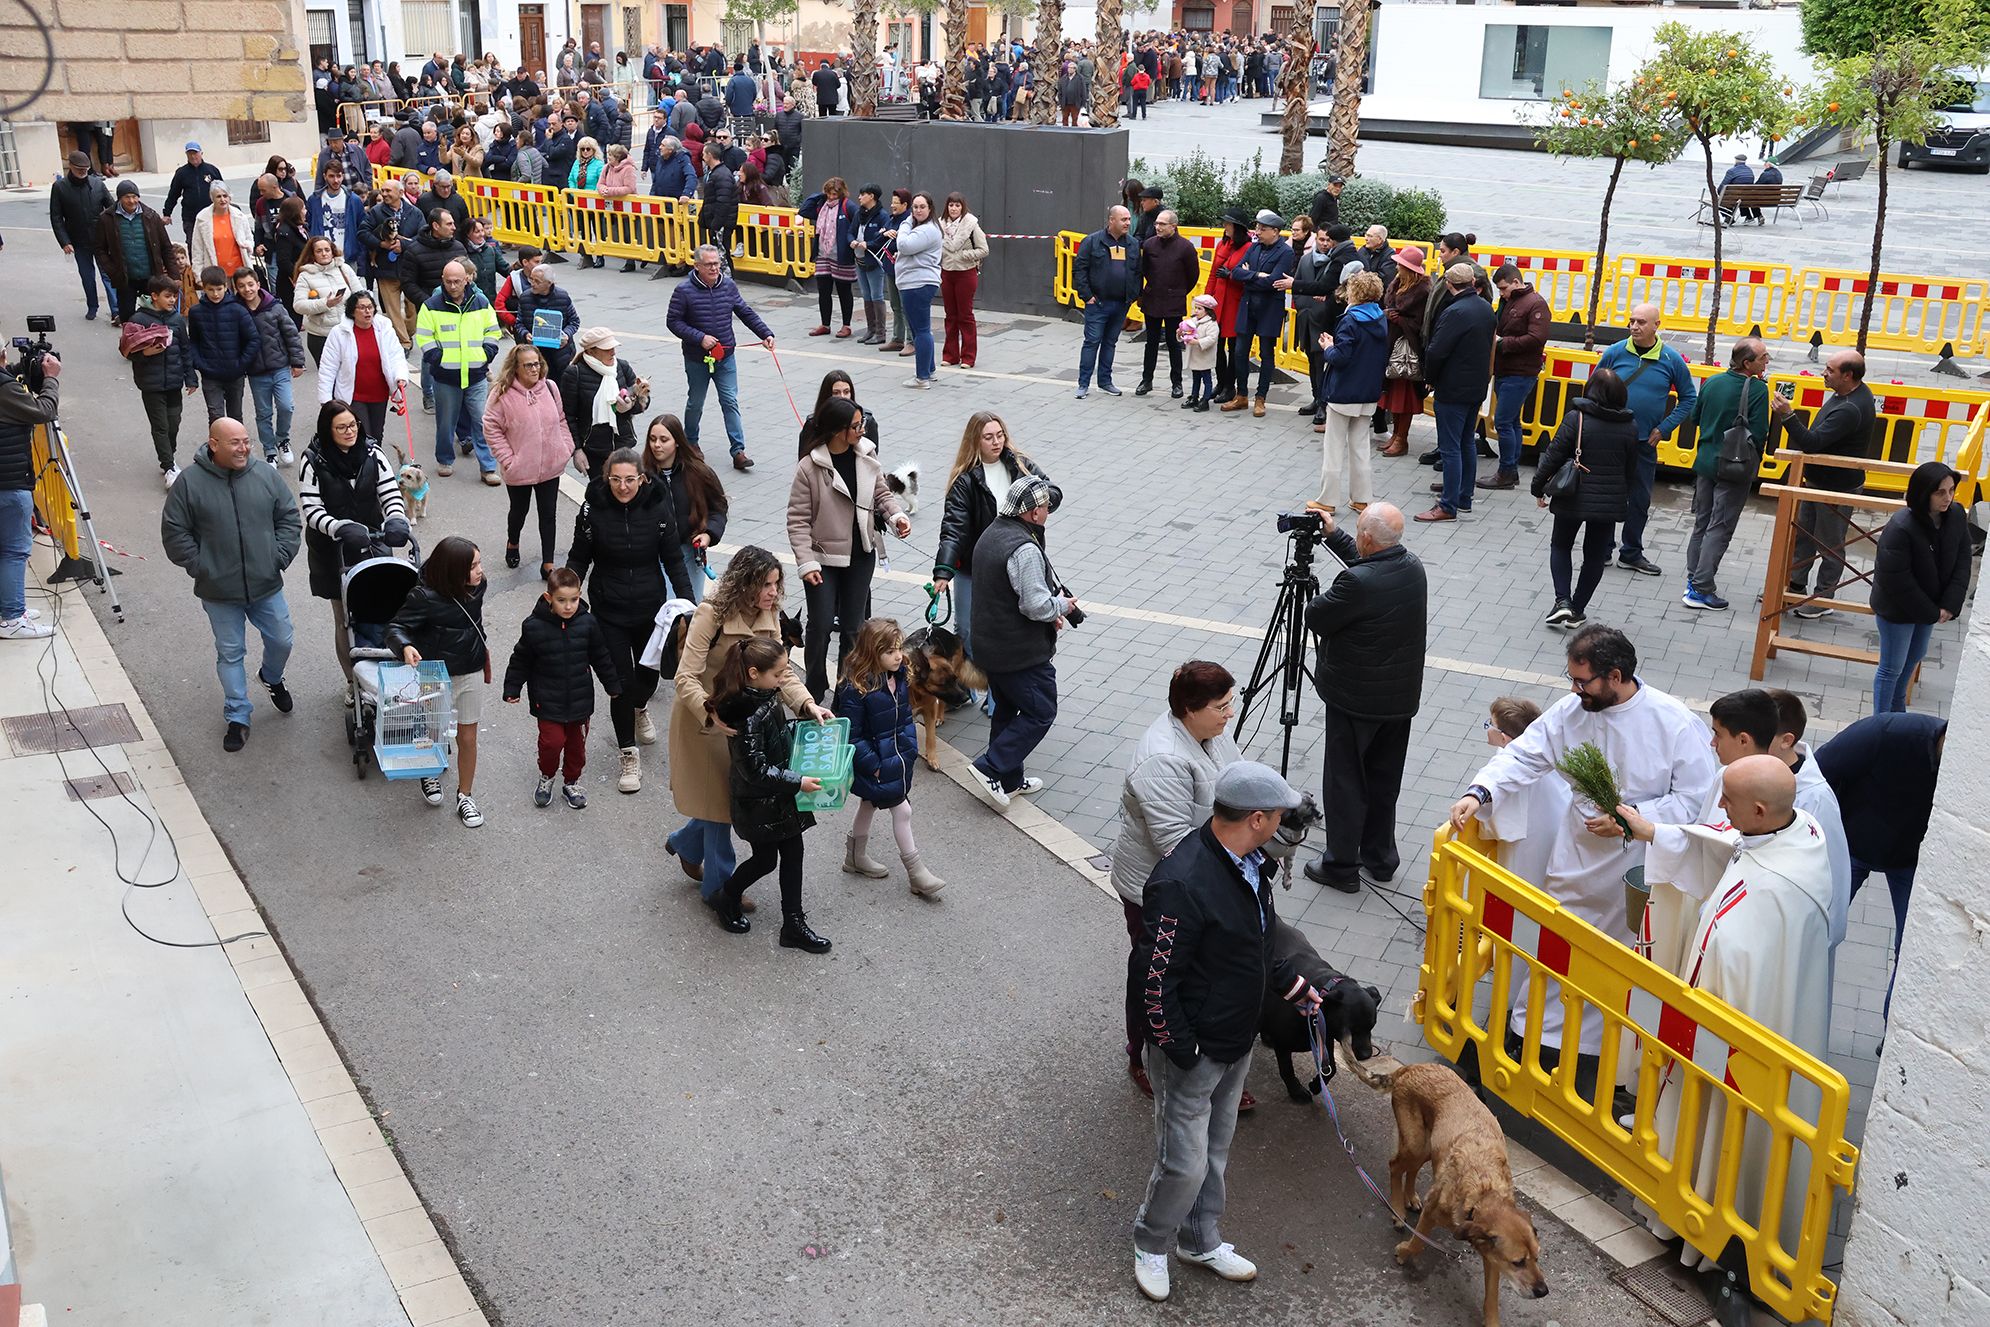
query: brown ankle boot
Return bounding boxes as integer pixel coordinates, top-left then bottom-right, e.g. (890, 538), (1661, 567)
(1381, 416), (1411, 457)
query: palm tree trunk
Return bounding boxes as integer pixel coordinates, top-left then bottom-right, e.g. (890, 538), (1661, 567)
(941, 0), (969, 121)
(1586, 154), (1626, 349)
(1278, 0), (1317, 174)
(1030, 0), (1064, 126)
(1699, 137), (1721, 363)
(1091, 0), (1123, 130)
(1323, 0), (1370, 177)
(851, 0), (880, 118)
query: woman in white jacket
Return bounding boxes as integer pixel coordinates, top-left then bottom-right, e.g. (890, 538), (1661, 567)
(317, 290), (410, 444)
(187, 186), (256, 277)
(1108, 661), (1244, 1098)
(291, 236), (364, 365)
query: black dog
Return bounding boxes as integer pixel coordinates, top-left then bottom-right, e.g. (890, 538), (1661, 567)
(1258, 918), (1383, 1103)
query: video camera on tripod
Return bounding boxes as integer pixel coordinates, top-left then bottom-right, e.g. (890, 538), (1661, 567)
(9, 316), (58, 392)
(1233, 511), (1344, 774)
(10, 314), (124, 621)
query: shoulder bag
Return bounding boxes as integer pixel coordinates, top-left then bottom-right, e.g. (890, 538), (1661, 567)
(1544, 412), (1585, 499)
(1714, 377), (1760, 485)
(1385, 334), (1421, 381)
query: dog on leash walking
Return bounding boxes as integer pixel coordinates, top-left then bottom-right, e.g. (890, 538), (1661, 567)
(390, 442), (430, 524)
(1337, 1049), (1549, 1327)
(903, 624), (985, 770)
(1257, 918), (1383, 1102)
(883, 459), (920, 515)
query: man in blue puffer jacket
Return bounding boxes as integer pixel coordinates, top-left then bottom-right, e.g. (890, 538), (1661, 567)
(186, 264), (260, 425)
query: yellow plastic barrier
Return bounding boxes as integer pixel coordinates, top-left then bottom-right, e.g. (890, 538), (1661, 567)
(564, 190), (672, 263)
(1601, 255), (1796, 339)
(460, 177), (567, 251)
(1957, 405), (1988, 508)
(1791, 269), (1990, 357)
(1416, 828), (1856, 1325)
(1464, 246), (1597, 324)
(733, 206), (816, 280)
(1531, 347), (1989, 492)
(30, 425), (79, 562)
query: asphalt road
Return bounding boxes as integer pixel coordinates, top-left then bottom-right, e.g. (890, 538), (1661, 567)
(0, 224), (1664, 1326)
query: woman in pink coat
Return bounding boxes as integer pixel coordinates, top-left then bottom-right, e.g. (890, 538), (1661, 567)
(483, 343), (576, 579)
(597, 144), (645, 274)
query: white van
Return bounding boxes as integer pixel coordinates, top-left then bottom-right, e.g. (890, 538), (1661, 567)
(1899, 75), (1990, 173)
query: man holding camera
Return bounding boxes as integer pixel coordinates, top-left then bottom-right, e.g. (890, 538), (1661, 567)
(968, 475), (1074, 810)
(0, 339), (61, 641)
(1127, 759), (1325, 1303)
(1301, 503), (1426, 892)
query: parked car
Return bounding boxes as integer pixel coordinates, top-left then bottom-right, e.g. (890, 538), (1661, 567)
(1898, 76), (1990, 174)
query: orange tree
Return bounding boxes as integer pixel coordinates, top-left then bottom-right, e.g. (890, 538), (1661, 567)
(1532, 69), (1690, 346)
(1803, 0), (1990, 351)
(1647, 23), (1797, 362)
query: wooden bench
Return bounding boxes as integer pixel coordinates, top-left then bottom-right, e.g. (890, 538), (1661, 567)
(1693, 183), (1811, 226)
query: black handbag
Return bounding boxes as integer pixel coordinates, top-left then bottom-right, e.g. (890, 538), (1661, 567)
(1544, 413), (1585, 498)
(1715, 379), (1760, 485)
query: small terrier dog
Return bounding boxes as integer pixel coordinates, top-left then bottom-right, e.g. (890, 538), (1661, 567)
(884, 460), (920, 515)
(392, 444), (430, 524)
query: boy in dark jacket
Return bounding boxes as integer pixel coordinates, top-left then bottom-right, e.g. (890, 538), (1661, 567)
(123, 275), (200, 482)
(232, 268), (307, 465)
(186, 265), (260, 425)
(504, 567), (621, 809)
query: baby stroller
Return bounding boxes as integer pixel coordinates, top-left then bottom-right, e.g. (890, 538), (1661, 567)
(341, 535), (451, 780)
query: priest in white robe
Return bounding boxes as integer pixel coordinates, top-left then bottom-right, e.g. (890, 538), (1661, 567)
(1619, 755), (1835, 1268)
(1450, 627), (1719, 1063)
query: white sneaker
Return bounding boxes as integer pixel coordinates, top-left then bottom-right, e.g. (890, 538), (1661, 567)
(976, 773), (1012, 809)
(903, 376), (931, 389)
(1177, 1242), (1257, 1282)
(163, 465), (181, 489)
(1013, 776), (1045, 796)
(618, 745), (642, 793)
(457, 791), (484, 827)
(0, 616), (54, 640)
(634, 705), (657, 745)
(278, 446), (295, 467)
(1133, 1246), (1170, 1302)
(419, 776), (445, 806)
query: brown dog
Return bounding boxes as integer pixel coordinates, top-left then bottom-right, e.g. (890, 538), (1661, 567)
(1340, 1050), (1549, 1327)
(902, 625), (985, 770)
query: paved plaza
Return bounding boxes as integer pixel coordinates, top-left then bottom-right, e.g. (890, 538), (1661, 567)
(1, 103), (1974, 1316)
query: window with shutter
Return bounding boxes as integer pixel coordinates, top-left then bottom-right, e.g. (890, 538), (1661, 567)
(402, 0), (453, 61)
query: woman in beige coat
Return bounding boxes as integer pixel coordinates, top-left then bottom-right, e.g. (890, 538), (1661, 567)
(786, 397), (910, 699)
(667, 545), (831, 909)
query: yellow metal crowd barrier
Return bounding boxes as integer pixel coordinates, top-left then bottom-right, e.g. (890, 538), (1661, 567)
(1417, 828), (1856, 1325)
(1534, 346), (1990, 492)
(1791, 269), (1990, 357)
(30, 425), (79, 563)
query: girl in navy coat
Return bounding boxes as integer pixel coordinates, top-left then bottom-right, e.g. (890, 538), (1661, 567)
(832, 618), (945, 897)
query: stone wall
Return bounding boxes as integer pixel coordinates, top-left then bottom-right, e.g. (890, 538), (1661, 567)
(0, 0), (310, 126)
(1836, 606), (1990, 1326)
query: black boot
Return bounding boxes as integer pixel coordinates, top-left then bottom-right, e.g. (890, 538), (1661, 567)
(620, 258), (638, 273)
(714, 886), (751, 933)
(779, 911), (832, 953)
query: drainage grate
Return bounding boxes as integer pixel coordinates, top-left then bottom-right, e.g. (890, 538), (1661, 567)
(1613, 1255), (1716, 1327)
(1, 704), (142, 755)
(64, 771), (137, 801)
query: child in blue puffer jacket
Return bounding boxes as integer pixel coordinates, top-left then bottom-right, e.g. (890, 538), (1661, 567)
(832, 618), (945, 897)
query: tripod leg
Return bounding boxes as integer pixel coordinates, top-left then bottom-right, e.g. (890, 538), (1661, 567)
(1233, 577), (1297, 740)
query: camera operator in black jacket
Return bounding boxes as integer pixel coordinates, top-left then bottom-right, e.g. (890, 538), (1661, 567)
(1301, 503), (1426, 894)
(0, 344), (60, 638)
(1126, 759), (1323, 1302)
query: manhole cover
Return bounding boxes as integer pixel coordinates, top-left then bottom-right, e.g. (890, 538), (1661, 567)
(64, 771), (137, 801)
(2, 703), (142, 755)
(1613, 1255), (1715, 1326)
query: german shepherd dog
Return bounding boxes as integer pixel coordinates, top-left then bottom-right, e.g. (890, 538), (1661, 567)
(1258, 918), (1383, 1102)
(903, 625), (986, 770)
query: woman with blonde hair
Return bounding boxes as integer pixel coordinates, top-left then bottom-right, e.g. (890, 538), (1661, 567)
(483, 342), (576, 579)
(568, 135), (604, 267)
(446, 123), (484, 177)
(932, 411), (1060, 710)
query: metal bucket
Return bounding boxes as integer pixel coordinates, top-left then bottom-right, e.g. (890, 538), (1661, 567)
(1623, 863), (1649, 933)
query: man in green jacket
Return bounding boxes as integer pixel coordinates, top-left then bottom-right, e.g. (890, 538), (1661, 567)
(161, 417), (302, 751)
(1682, 337), (1771, 611)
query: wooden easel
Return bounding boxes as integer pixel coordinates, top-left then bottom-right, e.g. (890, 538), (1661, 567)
(1750, 449), (1920, 695)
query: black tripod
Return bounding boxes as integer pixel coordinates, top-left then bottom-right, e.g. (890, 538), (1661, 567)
(1233, 528), (1321, 776)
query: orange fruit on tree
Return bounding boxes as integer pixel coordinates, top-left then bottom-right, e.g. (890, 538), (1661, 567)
(1827, 101), (1840, 111)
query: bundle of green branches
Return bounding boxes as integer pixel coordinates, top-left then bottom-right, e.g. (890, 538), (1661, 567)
(1555, 742), (1631, 839)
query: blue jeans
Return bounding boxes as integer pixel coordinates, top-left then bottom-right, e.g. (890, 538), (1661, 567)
(1493, 373), (1534, 472)
(683, 349), (745, 456)
(1619, 441), (1659, 560)
(949, 570), (973, 655)
(200, 592), (294, 725)
(248, 370), (295, 458)
(74, 249), (115, 317)
(676, 542), (707, 603)
(1433, 401), (1476, 513)
(855, 263), (885, 301)
(432, 376), (494, 471)
(1079, 299), (1129, 389)
(1851, 856), (1916, 1020)
(974, 661), (1057, 792)
(1873, 617), (1934, 713)
(902, 283), (938, 381)
(671, 818), (739, 902)
(0, 488), (32, 621)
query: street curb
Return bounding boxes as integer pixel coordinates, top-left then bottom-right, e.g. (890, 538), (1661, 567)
(45, 556), (490, 1327)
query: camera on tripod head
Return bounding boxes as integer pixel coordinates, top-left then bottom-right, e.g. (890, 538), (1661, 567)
(9, 315), (58, 392)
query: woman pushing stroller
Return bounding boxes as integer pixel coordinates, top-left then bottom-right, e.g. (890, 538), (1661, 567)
(298, 399), (410, 702)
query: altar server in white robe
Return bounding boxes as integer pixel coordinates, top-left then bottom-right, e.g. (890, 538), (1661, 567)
(1450, 626), (1719, 1059)
(1618, 755), (1835, 1264)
